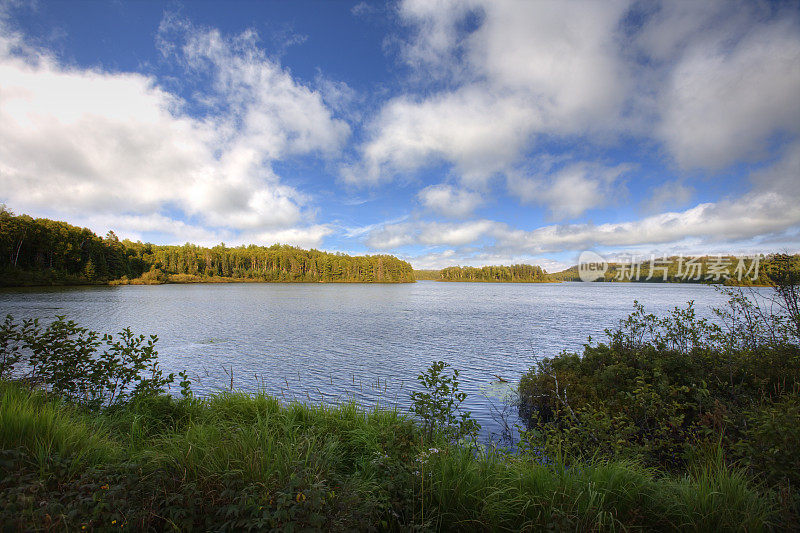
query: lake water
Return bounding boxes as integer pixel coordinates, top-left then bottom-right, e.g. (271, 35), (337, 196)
(0, 281), (735, 442)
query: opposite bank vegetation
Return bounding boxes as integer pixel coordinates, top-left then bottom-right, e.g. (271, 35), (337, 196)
(1, 257), (799, 530)
(2, 208), (793, 287)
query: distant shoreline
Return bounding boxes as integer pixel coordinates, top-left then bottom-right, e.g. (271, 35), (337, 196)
(2, 277), (775, 289)
(0, 276), (417, 289)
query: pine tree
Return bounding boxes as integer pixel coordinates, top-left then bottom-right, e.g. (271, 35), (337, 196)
(84, 259), (96, 281)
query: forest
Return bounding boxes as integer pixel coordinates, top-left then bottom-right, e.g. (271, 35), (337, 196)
(0, 208), (414, 285)
(438, 264), (548, 282)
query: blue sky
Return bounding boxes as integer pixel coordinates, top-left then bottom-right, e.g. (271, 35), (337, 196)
(1, 0), (799, 271)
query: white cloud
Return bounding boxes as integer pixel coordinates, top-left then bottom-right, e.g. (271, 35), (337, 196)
(364, 219), (500, 249)
(69, 212), (332, 249)
(365, 165), (800, 256)
(496, 191), (800, 254)
(363, 223), (417, 249)
(418, 183), (483, 217)
(76, 213), (232, 246)
(342, 86), (539, 186)
(396, 0), (477, 76)
(351, 1), (378, 17)
(314, 73), (360, 122)
(0, 16), (349, 245)
(656, 13), (800, 169)
(642, 181), (694, 213)
(347, 0), (631, 187)
(164, 18), (349, 158)
(418, 220), (497, 246)
(341, 214), (409, 239)
(238, 225), (335, 249)
(403, 248), (457, 270)
(349, 0), (800, 192)
(508, 163), (630, 220)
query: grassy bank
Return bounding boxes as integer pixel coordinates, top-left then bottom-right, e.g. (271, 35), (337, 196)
(0, 380), (784, 531)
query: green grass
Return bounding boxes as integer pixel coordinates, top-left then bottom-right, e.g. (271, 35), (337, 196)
(0, 381), (785, 531)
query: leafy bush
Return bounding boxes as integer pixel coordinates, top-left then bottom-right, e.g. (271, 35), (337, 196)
(734, 392), (800, 487)
(410, 360), (480, 443)
(0, 314), (174, 407)
(0, 315), (23, 378)
(518, 286), (800, 488)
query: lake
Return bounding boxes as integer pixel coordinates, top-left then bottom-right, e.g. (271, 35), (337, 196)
(0, 281), (736, 442)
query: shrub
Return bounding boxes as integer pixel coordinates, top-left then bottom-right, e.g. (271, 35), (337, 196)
(518, 287), (800, 484)
(734, 392), (800, 487)
(410, 361), (480, 443)
(0, 314), (174, 408)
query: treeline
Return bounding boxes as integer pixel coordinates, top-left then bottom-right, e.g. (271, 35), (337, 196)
(0, 208), (138, 284)
(412, 269), (441, 280)
(126, 242), (413, 283)
(439, 264), (548, 282)
(549, 255), (797, 285)
(0, 208), (414, 285)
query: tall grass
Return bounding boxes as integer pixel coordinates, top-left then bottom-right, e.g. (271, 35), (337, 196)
(0, 380), (782, 530)
(0, 384), (117, 476)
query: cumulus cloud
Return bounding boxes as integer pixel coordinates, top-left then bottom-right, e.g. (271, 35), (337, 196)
(363, 223), (417, 249)
(346, 0), (631, 188)
(348, 0), (800, 194)
(508, 163), (631, 220)
(0, 15), (349, 245)
(342, 86), (539, 186)
(496, 193), (800, 254)
(367, 170), (800, 258)
(418, 183), (483, 217)
(396, 0), (477, 76)
(655, 12), (800, 169)
(641, 181), (694, 213)
(65, 212), (333, 249)
(74, 213), (233, 246)
(238, 225), (335, 249)
(364, 219), (500, 249)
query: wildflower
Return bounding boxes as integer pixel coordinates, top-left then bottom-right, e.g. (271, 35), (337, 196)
(296, 492), (306, 502)
(101, 484), (109, 490)
(112, 520), (117, 525)
(428, 447), (439, 454)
